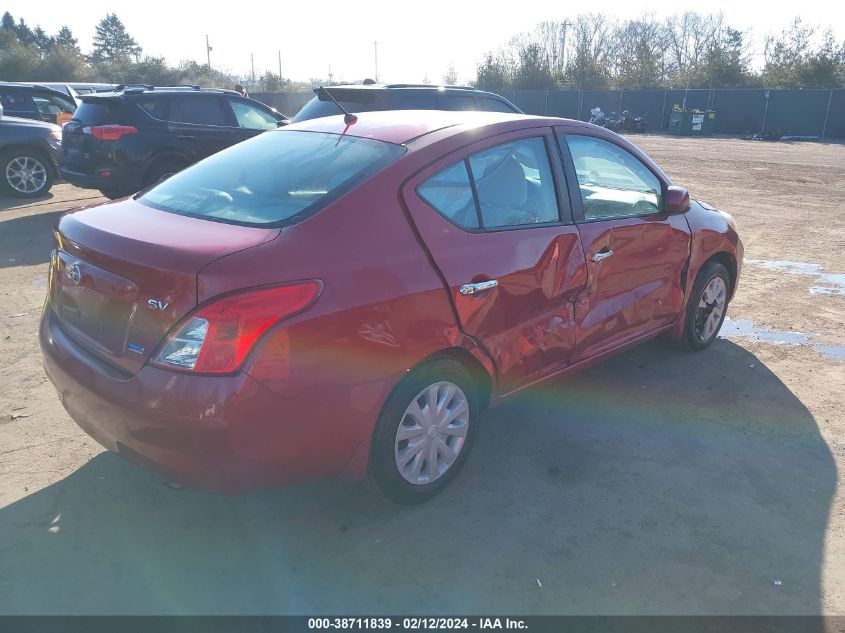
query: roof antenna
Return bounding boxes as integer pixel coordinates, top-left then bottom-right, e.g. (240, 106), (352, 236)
(317, 86), (357, 128)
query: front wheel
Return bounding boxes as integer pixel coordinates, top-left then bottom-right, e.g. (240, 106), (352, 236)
(368, 358), (479, 504)
(682, 261), (730, 350)
(1, 150), (54, 198)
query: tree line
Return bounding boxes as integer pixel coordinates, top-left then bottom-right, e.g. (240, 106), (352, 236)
(0, 11), (298, 91)
(475, 13), (845, 90)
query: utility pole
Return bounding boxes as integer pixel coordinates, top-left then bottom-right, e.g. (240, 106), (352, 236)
(206, 34), (212, 68)
(251, 53), (255, 88)
(328, 64), (333, 85)
(278, 50), (282, 81)
(374, 41), (379, 82)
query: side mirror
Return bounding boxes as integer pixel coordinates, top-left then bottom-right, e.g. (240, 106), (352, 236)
(666, 186), (690, 214)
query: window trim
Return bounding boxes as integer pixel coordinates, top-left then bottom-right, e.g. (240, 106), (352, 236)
(556, 129), (670, 224)
(413, 128), (575, 234)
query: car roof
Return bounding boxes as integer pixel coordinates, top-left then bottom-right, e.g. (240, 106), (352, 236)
(283, 110), (570, 145)
(315, 83), (482, 92)
(82, 85), (241, 100)
(0, 82), (71, 97)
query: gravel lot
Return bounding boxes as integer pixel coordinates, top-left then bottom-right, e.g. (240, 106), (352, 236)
(1, 134), (843, 615)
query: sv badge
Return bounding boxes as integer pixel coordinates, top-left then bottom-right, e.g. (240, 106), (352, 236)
(147, 299), (169, 311)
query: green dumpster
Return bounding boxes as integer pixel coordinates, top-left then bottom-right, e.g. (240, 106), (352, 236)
(668, 108), (716, 136)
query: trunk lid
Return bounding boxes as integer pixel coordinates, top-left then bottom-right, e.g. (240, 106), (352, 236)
(61, 97), (126, 172)
(50, 197), (279, 375)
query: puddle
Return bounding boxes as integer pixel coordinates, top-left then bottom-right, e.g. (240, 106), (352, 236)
(744, 259), (845, 295)
(720, 317), (845, 361)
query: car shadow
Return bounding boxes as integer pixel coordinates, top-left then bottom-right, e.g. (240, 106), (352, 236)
(0, 340), (834, 616)
(0, 192), (54, 211)
(0, 209), (63, 268)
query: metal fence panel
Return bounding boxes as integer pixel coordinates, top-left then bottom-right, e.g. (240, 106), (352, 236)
(254, 88), (845, 139)
(763, 89), (831, 137)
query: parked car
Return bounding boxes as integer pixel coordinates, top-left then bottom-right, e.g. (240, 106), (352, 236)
(0, 114), (63, 197)
(0, 82), (77, 126)
(37, 82), (116, 100)
(41, 111), (742, 503)
(292, 83), (522, 122)
(60, 85), (290, 199)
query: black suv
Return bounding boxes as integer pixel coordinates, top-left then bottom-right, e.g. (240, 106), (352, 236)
(0, 82), (77, 125)
(61, 85), (289, 199)
(292, 83), (522, 123)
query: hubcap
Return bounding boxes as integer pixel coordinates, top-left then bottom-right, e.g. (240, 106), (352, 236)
(394, 381), (469, 486)
(695, 276), (727, 342)
(6, 156), (47, 194)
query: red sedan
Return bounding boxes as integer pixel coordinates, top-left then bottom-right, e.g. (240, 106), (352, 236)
(40, 111), (742, 503)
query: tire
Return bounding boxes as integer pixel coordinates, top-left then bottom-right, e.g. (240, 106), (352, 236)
(1, 149), (54, 198)
(98, 189), (132, 200)
(368, 357), (480, 504)
(681, 261), (731, 350)
(143, 158), (186, 189)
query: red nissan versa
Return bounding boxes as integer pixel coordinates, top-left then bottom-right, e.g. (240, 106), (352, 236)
(41, 110), (742, 503)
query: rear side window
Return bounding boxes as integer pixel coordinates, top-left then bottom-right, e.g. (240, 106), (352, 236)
(470, 138), (560, 227)
(417, 161), (478, 230)
(137, 98), (169, 120)
(0, 90), (35, 112)
(418, 137), (564, 231)
(397, 94), (438, 109)
(73, 102), (118, 125)
(438, 95), (477, 111)
(477, 97), (516, 113)
(169, 96), (230, 126)
(139, 130), (405, 227)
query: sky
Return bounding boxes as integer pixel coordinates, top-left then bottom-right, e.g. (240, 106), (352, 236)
(3, 0), (844, 84)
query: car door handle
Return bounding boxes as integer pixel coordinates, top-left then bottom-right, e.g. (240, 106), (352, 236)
(459, 280), (498, 295)
(177, 135), (195, 140)
(591, 249), (614, 263)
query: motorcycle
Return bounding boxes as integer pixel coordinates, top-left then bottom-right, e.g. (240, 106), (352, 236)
(588, 107), (648, 133)
(618, 110), (648, 133)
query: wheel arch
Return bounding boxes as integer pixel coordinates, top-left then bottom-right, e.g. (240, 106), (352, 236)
(704, 251), (738, 299)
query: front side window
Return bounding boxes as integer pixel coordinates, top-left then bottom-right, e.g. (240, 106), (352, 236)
(169, 96), (230, 126)
(229, 99), (279, 130)
(563, 134), (663, 220)
(469, 137), (560, 228)
(139, 130), (405, 226)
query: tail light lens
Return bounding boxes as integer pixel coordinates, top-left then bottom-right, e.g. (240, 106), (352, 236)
(85, 124), (138, 141)
(151, 282), (321, 374)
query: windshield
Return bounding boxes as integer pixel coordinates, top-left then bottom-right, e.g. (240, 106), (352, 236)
(138, 130), (405, 227)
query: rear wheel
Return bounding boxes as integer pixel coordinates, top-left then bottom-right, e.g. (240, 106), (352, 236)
(1, 149), (54, 198)
(682, 261), (730, 350)
(368, 358), (479, 504)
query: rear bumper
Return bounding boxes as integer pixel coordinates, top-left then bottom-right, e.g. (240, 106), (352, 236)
(61, 167), (141, 193)
(40, 308), (364, 492)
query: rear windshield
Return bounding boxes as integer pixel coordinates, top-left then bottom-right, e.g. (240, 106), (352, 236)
(72, 102), (118, 125)
(292, 91), (381, 123)
(138, 130), (405, 227)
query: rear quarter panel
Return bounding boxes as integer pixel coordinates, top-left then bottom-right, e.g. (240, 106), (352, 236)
(196, 155), (494, 476)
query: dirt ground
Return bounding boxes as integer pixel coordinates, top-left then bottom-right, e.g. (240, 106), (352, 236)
(1, 135), (844, 615)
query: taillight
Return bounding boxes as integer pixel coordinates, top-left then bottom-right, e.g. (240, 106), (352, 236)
(150, 282), (321, 374)
(84, 124), (138, 141)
